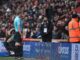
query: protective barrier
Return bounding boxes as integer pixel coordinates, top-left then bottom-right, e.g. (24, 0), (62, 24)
(0, 41), (9, 56)
(0, 39), (80, 60)
(23, 42), (80, 60)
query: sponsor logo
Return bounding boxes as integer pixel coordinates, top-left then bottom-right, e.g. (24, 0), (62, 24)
(58, 46), (69, 54)
(23, 45), (31, 51)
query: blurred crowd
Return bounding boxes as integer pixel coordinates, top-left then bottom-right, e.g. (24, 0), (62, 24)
(0, 0), (79, 39)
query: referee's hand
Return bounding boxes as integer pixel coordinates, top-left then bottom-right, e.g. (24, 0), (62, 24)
(19, 32), (23, 39)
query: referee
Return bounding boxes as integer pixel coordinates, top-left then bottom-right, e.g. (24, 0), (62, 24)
(13, 12), (23, 59)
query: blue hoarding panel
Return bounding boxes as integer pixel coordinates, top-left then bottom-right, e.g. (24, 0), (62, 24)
(51, 43), (60, 60)
(57, 43), (71, 60)
(0, 41), (9, 56)
(0, 39), (80, 60)
(71, 43), (80, 60)
(23, 42), (35, 58)
(23, 42), (52, 60)
(23, 42), (72, 60)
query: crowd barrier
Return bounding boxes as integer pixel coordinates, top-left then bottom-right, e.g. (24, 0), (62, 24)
(23, 42), (80, 60)
(23, 38), (68, 42)
(0, 41), (9, 56)
(0, 38), (80, 60)
(0, 38), (68, 42)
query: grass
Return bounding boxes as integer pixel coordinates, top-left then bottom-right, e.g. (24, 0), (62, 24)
(0, 57), (37, 60)
(0, 57), (15, 60)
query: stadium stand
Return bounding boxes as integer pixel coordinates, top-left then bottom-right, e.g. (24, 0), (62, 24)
(0, 0), (79, 40)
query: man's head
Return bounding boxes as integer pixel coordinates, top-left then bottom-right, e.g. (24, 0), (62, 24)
(72, 14), (79, 21)
(16, 11), (25, 19)
(72, 14), (78, 18)
(43, 17), (48, 23)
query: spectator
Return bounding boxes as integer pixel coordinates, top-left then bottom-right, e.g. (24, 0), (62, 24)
(26, 28), (31, 38)
(0, 25), (6, 38)
(40, 17), (53, 42)
(0, 0), (79, 40)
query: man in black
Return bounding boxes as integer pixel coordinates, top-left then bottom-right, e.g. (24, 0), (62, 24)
(46, 4), (54, 21)
(40, 17), (53, 42)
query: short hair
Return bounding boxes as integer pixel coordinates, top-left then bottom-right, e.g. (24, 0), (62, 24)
(16, 10), (21, 15)
(72, 14), (78, 18)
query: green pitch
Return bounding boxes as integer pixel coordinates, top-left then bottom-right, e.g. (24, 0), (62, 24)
(0, 57), (15, 60)
(0, 57), (38, 60)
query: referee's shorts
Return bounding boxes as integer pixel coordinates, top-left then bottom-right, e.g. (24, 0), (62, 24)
(14, 32), (22, 43)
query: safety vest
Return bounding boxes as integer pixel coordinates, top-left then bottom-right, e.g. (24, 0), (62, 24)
(68, 18), (80, 42)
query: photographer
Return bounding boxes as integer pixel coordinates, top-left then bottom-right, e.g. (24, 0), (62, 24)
(40, 17), (53, 42)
